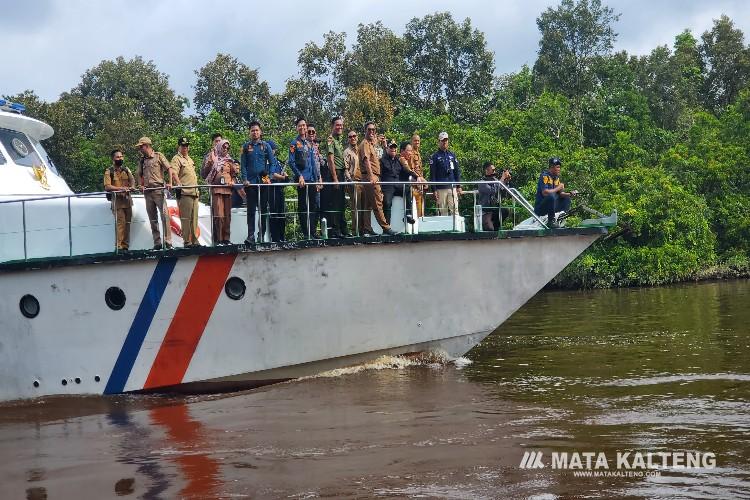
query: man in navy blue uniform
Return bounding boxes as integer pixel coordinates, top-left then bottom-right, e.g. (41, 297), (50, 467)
(289, 117), (322, 239)
(534, 157), (577, 228)
(429, 131), (462, 215)
(241, 121), (274, 244)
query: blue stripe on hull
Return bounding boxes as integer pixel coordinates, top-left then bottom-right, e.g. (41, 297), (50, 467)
(104, 257), (177, 394)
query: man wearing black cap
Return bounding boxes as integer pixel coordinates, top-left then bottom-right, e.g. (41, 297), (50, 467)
(171, 137), (200, 246)
(380, 140), (418, 227)
(534, 157), (577, 228)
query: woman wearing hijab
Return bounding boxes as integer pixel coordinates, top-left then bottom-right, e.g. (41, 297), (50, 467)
(201, 139), (238, 244)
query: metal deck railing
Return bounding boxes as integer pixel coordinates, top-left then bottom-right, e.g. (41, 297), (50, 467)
(0, 179), (586, 263)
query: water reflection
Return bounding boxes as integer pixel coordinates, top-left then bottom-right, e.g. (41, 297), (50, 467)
(0, 280), (747, 498)
(465, 279), (750, 498)
(148, 403), (221, 499)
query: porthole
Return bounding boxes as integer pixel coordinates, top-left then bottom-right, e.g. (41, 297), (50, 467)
(105, 287), (126, 310)
(225, 277), (246, 300)
(20, 294), (40, 319)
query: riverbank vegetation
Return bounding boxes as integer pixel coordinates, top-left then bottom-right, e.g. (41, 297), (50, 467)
(5, 0), (749, 287)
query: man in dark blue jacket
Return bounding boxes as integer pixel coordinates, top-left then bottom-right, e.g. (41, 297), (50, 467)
(288, 117), (322, 239)
(429, 131), (462, 215)
(534, 157), (577, 228)
(241, 121), (274, 244)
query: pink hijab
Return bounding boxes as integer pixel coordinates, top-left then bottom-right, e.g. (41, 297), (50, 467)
(213, 139), (232, 173)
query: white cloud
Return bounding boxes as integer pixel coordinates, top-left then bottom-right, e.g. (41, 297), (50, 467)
(2, 0), (748, 105)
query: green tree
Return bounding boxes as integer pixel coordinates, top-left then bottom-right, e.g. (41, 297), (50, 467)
(341, 22), (412, 109)
(699, 15), (750, 112)
(533, 0), (620, 98)
(279, 31), (347, 129)
(193, 53), (275, 131)
(403, 12), (495, 117)
(71, 56), (186, 137)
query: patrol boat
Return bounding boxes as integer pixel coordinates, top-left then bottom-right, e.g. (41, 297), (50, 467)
(0, 99), (616, 402)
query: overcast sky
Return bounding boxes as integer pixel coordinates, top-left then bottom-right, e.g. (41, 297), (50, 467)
(3, 0), (749, 105)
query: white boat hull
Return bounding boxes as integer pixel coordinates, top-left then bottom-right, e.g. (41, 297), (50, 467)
(0, 233), (601, 401)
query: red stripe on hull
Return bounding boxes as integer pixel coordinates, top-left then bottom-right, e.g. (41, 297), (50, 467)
(143, 254), (237, 389)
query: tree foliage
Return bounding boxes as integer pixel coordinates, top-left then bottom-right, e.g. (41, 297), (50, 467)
(193, 53), (274, 131)
(8, 3), (750, 287)
(403, 12), (495, 116)
(533, 0), (620, 98)
(699, 15), (750, 112)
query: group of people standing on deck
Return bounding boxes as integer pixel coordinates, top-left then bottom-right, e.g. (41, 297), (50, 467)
(103, 114), (575, 252)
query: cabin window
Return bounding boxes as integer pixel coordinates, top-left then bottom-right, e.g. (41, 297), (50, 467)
(32, 141), (59, 174)
(0, 128), (44, 168)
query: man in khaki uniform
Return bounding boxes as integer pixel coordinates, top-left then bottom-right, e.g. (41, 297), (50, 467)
(103, 148), (135, 251)
(171, 137), (200, 247)
(135, 136), (179, 249)
(343, 130), (364, 235)
(359, 122), (395, 235)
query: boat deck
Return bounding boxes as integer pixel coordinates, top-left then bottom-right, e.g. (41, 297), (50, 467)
(0, 226), (608, 272)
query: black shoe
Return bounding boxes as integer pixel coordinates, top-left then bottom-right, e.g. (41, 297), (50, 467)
(341, 232), (353, 238)
(547, 217), (560, 229)
(244, 238), (255, 245)
(153, 244), (162, 250)
(406, 216), (416, 225)
(221, 240), (232, 245)
(383, 228), (397, 236)
(164, 243), (173, 249)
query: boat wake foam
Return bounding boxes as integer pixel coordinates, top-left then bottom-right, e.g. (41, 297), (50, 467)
(299, 352), (472, 380)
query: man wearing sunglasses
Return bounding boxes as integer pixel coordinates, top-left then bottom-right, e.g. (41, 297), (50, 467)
(359, 122), (396, 236)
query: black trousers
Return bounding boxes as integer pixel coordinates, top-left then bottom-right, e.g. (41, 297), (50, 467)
(534, 193), (571, 223)
(320, 183), (347, 236)
(482, 207), (510, 231)
(245, 185), (269, 241)
(382, 184), (413, 225)
(269, 184), (286, 242)
(297, 185), (319, 239)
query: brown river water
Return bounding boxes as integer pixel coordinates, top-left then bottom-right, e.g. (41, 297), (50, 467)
(1, 279), (749, 499)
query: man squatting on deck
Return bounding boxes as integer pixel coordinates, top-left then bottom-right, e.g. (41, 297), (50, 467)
(534, 157), (578, 228)
(104, 117), (572, 249)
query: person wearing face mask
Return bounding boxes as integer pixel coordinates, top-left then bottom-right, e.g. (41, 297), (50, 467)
(104, 148), (136, 252)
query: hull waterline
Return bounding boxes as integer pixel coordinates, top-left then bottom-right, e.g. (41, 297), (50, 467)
(0, 231), (603, 402)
